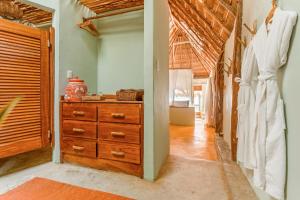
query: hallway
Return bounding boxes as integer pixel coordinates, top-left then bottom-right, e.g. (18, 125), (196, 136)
(168, 118), (257, 200)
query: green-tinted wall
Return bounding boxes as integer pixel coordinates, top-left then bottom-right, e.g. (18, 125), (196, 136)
(97, 11), (144, 94)
(280, 1), (300, 199)
(144, 0), (170, 181)
(59, 0), (98, 94)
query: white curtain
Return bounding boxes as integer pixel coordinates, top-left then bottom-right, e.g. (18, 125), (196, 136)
(205, 71), (216, 126)
(169, 69), (193, 106)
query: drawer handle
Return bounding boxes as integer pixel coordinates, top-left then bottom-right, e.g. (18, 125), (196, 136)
(111, 132), (125, 137)
(111, 151), (125, 157)
(73, 128), (85, 133)
(72, 145), (85, 151)
(111, 113), (125, 119)
(73, 111), (85, 116)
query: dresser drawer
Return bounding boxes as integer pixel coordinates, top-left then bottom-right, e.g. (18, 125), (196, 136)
(99, 123), (141, 144)
(98, 142), (140, 164)
(63, 103), (97, 121)
(99, 104), (141, 124)
(62, 138), (96, 158)
(63, 120), (97, 139)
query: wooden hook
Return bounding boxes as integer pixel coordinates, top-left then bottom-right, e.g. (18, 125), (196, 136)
(243, 20), (257, 36)
(78, 18), (100, 37)
(221, 60), (232, 77)
(272, 0), (277, 8)
(266, 0), (278, 25)
(237, 36), (247, 48)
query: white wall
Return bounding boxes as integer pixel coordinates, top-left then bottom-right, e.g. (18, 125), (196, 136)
(97, 11), (144, 94)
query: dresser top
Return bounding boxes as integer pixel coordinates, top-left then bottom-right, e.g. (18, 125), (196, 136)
(61, 99), (143, 104)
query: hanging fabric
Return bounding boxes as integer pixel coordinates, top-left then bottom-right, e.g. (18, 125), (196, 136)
(205, 71), (216, 127)
(169, 69), (193, 106)
(236, 41), (259, 170)
(252, 7), (297, 200)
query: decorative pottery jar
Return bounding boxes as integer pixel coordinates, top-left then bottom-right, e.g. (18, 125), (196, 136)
(64, 77), (88, 101)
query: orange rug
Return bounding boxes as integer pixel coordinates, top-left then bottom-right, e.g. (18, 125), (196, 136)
(0, 177), (133, 200)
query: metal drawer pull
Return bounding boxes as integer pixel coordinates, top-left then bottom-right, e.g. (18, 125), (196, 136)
(111, 113), (125, 119)
(73, 111), (85, 116)
(111, 151), (125, 157)
(111, 132), (125, 137)
(72, 145), (85, 151)
(72, 128), (85, 133)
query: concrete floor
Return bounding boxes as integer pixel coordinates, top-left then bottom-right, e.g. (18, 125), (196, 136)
(0, 119), (257, 200)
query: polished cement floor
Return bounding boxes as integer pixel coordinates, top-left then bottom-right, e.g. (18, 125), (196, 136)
(170, 118), (219, 161)
(0, 118), (257, 200)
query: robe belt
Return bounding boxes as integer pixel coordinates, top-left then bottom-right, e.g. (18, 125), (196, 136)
(255, 73), (278, 126)
(258, 73), (277, 82)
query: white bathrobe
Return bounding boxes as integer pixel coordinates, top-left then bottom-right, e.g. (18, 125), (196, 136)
(236, 42), (258, 170)
(252, 8), (297, 200)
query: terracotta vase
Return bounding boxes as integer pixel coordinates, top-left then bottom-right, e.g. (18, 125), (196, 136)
(64, 77), (88, 102)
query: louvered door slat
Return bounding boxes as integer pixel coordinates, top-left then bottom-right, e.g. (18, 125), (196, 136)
(0, 124), (41, 133)
(0, 19), (50, 158)
(0, 56), (41, 66)
(0, 67), (41, 73)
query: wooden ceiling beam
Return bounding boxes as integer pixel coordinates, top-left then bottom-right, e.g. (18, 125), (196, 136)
(215, 0), (237, 17)
(6, 0), (53, 25)
(79, 0), (144, 14)
(87, 0), (142, 8)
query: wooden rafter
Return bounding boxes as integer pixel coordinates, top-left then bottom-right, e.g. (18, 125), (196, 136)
(182, 0), (226, 45)
(171, 15), (219, 67)
(169, 0), (222, 55)
(79, 0), (144, 14)
(193, 0), (230, 35)
(169, 0), (237, 71)
(13, 1), (53, 25)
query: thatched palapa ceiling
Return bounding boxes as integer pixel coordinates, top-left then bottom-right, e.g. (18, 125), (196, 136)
(169, 0), (238, 76)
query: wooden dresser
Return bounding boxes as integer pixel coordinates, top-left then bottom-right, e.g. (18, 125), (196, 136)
(60, 100), (143, 177)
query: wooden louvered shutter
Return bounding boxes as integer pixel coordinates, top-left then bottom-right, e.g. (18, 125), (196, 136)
(0, 19), (51, 158)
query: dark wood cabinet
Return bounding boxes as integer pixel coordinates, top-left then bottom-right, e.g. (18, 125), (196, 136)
(60, 100), (143, 177)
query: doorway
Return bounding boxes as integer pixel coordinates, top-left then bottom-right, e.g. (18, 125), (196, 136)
(169, 74), (218, 161)
(0, 16), (54, 175)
